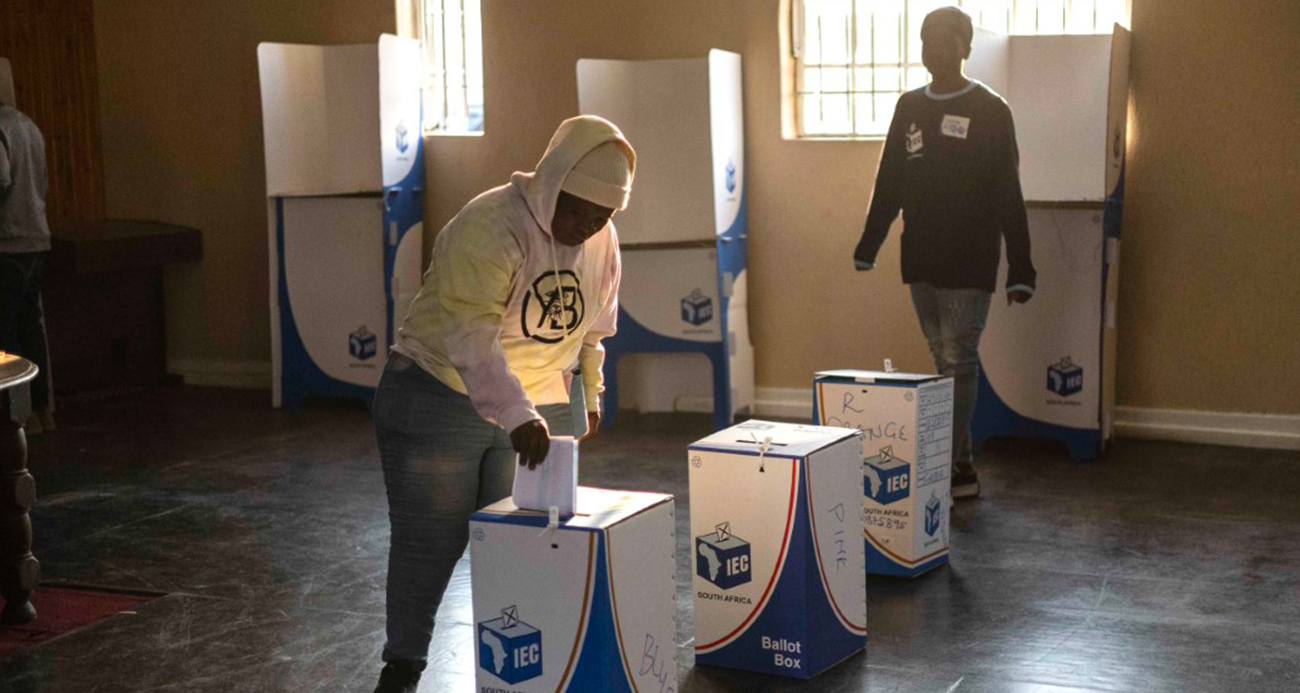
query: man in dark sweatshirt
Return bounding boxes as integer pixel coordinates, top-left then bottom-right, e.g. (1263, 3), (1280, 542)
(854, 6), (1035, 500)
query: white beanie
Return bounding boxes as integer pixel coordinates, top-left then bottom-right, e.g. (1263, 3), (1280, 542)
(560, 141), (634, 210)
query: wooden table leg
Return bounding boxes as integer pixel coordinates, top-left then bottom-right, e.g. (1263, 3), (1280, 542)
(0, 382), (39, 625)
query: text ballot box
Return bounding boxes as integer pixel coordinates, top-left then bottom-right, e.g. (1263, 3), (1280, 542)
(814, 370), (955, 578)
(689, 421), (866, 679)
(470, 488), (676, 693)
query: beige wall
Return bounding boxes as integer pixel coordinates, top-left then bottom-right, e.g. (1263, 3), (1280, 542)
(94, 0), (397, 369)
(94, 0), (1300, 415)
(1120, 0), (1300, 413)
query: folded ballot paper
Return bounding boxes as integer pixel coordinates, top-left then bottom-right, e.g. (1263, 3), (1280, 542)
(511, 436), (579, 518)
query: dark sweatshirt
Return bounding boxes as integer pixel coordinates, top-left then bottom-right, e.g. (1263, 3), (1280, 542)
(854, 81), (1035, 293)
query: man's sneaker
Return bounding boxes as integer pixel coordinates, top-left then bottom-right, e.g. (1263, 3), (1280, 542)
(373, 660), (422, 693)
(952, 463), (980, 500)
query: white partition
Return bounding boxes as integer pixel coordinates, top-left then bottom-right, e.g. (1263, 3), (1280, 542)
(257, 35), (422, 196)
(577, 59), (715, 244)
(967, 26), (1131, 460)
(578, 51), (752, 430)
(259, 35), (424, 408)
(981, 207), (1105, 427)
(967, 29), (1009, 98)
(258, 44), (381, 196)
(1008, 34), (1112, 201)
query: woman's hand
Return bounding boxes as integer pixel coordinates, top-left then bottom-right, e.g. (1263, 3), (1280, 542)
(511, 419), (551, 469)
(579, 411), (601, 442)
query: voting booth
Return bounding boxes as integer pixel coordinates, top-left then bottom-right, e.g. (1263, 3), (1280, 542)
(470, 488), (676, 692)
(689, 421), (865, 678)
(813, 370), (954, 578)
(257, 35), (424, 408)
(577, 50), (754, 431)
(965, 26), (1132, 461)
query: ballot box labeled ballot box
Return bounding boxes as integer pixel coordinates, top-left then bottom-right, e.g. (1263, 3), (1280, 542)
(814, 370), (955, 578)
(689, 420), (866, 679)
(470, 488), (676, 693)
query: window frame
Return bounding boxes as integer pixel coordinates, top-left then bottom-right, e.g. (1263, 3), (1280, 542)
(791, 0), (1127, 140)
(418, 0), (484, 136)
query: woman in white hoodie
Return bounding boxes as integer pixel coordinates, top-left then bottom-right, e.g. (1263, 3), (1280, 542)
(371, 116), (634, 693)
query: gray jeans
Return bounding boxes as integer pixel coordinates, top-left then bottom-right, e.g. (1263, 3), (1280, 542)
(373, 353), (582, 666)
(909, 283), (992, 468)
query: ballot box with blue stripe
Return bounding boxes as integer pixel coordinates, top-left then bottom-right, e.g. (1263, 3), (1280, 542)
(689, 421), (865, 679)
(578, 50), (754, 431)
(470, 488), (676, 693)
(814, 370), (955, 578)
(258, 35), (424, 409)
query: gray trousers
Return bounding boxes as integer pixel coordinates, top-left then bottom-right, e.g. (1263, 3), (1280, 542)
(909, 283), (992, 468)
(372, 353), (582, 666)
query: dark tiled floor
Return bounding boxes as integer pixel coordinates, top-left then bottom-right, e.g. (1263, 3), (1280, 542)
(2, 386), (1298, 692)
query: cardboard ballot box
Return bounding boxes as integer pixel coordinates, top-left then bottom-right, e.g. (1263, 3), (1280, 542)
(470, 488), (676, 693)
(814, 370), (955, 578)
(689, 420), (866, 679)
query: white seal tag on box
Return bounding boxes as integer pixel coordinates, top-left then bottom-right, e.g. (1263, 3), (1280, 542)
(470, 487), (676, 692)
(689, 420), (866, 679)
(814, 370), (955, 577)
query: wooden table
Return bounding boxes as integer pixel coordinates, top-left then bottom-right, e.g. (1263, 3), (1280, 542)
(0, 354), (39, 624)
(47, 219), (203, 392)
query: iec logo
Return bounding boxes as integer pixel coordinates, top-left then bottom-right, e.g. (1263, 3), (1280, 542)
(863, 446), (910, 505)
(348, 326), (378, 361)
(1047, 357), (1084, 397)
(681, 288), (713, 326)
(696, 522), (751, 590)
(924, 492), (942, 537)
(395, 121), (410, 154)
(478, 605), (542, 684)
(725, 158), (737, 194)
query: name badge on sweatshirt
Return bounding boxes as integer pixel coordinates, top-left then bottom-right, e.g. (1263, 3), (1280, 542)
(941, 114), (970, 139)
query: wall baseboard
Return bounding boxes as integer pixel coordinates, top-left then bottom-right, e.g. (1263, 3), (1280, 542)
(674, 389), (1300, 452)
(163, 365), (1300, 453)
(168, 359), (271, 390)
(1114, 406), (1300, 451)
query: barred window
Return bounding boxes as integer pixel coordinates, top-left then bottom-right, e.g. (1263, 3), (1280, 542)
(793, 0), (1127, 138)
(420, 0), (484, 134)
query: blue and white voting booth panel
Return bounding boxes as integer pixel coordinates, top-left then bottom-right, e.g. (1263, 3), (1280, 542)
(690, 421), (865, 679)
(469, 488), (676, 693)
(813, 371), (954, 578)
(965, 26), (1131, 461)
(577, 51), (753, 432)
(258, 35), (424, 409)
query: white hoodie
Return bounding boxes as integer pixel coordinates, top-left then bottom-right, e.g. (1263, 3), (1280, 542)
(392, 117), (629, 433)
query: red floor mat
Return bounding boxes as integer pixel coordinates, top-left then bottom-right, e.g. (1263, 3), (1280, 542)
(0, 586), (158, 655)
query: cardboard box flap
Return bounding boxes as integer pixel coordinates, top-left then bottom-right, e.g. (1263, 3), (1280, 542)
(689, 419), (859, 458)
(473, 486), (672, 530)
(816, 369), (946, 384)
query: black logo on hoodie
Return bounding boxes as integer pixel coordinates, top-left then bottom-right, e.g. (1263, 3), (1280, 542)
(521, 270), (585, 343)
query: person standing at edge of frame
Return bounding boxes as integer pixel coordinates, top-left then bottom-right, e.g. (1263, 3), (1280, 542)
(853, 6), (1036, 501)
(369, 115), (634, 693)
(0, 100), (56, 434)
